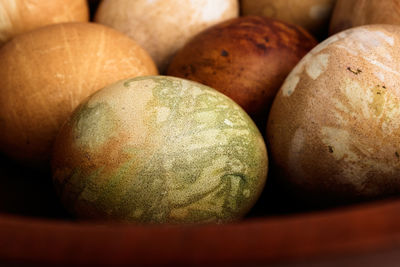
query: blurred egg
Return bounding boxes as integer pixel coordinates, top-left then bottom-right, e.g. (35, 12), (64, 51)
(0, 0), (88, 45)
(267, 25), (400, 204)
(0, 22), (157, 168)
(240, 0), (336, 39)
(94, 0), (239, 72)
(167, 16), (317, 127)
(330, 0), (400, 34)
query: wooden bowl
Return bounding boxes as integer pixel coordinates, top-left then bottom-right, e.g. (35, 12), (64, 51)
(1, 7), (400, 265)
(2, 198), (400, 265)
(1, 152), (400, 265)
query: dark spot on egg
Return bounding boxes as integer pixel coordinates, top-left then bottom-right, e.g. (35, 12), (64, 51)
(347, 67), (362, 75)
(221, 50), (229, 57)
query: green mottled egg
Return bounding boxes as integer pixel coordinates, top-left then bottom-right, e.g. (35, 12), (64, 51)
(52, 76), (268, 224)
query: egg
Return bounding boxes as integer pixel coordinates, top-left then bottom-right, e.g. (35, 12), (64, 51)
(330, 0), (400, 35)
(94, 0), (239, 72)
(0, 22), (157, 168)
(267, 25), (400, 204)
(0, 0), (88, 46)
(52, 76), (268, 224)
(167, 16), (317, 127)
(240, 0), (336, 39)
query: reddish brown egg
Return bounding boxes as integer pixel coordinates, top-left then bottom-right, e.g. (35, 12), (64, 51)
(167, 16), (317, 126)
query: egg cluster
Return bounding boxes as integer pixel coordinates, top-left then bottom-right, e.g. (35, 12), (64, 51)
(0, 0), (399, 224)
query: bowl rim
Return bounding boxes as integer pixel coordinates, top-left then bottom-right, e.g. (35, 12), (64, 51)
(1, 197), (400, 265)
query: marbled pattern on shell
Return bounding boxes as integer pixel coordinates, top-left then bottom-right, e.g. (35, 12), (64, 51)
(267, 25), (400, 203)
(52, 76), (268, 224)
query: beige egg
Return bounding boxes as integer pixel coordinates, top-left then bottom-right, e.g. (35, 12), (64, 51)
(267, 25), (400, 204)
(94, 0), (239, 72)
(240, 0), (336, 39)
(0, 0), (88, 46)
(330, 0), (400, 34)
(0, 22), (157, 168)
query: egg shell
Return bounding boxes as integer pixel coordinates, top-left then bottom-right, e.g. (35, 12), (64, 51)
(94, 0), (239, 72)
(0, 0), (88, 46)
(52, 76), (268, 224)
(167, 16), (317, 127)
(240, 0), (336, 39)
(0, 22), (157, 168)
(267, 25), (400, 204)
(330, 0), (400, 35)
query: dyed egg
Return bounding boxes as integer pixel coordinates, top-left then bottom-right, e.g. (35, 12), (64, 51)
(0, 0), (88, 46)
(330, 0), (400, 34)
(95, 0), (239, 72)
(167, 16), (316, 127)
(0, 23), (157, 168)
(240, 0), (336, 39)
(267, 25), (400, 204)
(52, 76), (268, 223)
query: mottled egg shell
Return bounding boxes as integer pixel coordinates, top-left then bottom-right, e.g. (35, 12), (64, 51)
(0, 22), (157, 168)
(240, 0), (336, 39)
(267, 25), (400, 204)
(94, 0), (239, 72)
(167, 16), (317, 127)
(0, 0), (88, 46)
(330, 0), (400, 35)
(52, 76), (268, 224)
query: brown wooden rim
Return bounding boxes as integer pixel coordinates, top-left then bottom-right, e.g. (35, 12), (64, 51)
(1, 198), (400, 265)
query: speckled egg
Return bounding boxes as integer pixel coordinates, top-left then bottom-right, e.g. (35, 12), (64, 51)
(330, 0), (400, 35)
(267, 25), (400, 204)
(240, 0), (336, 39)
(94, 0), (239, 72)
(52, 76), (268, 224)
(167, 16), (317, 127)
